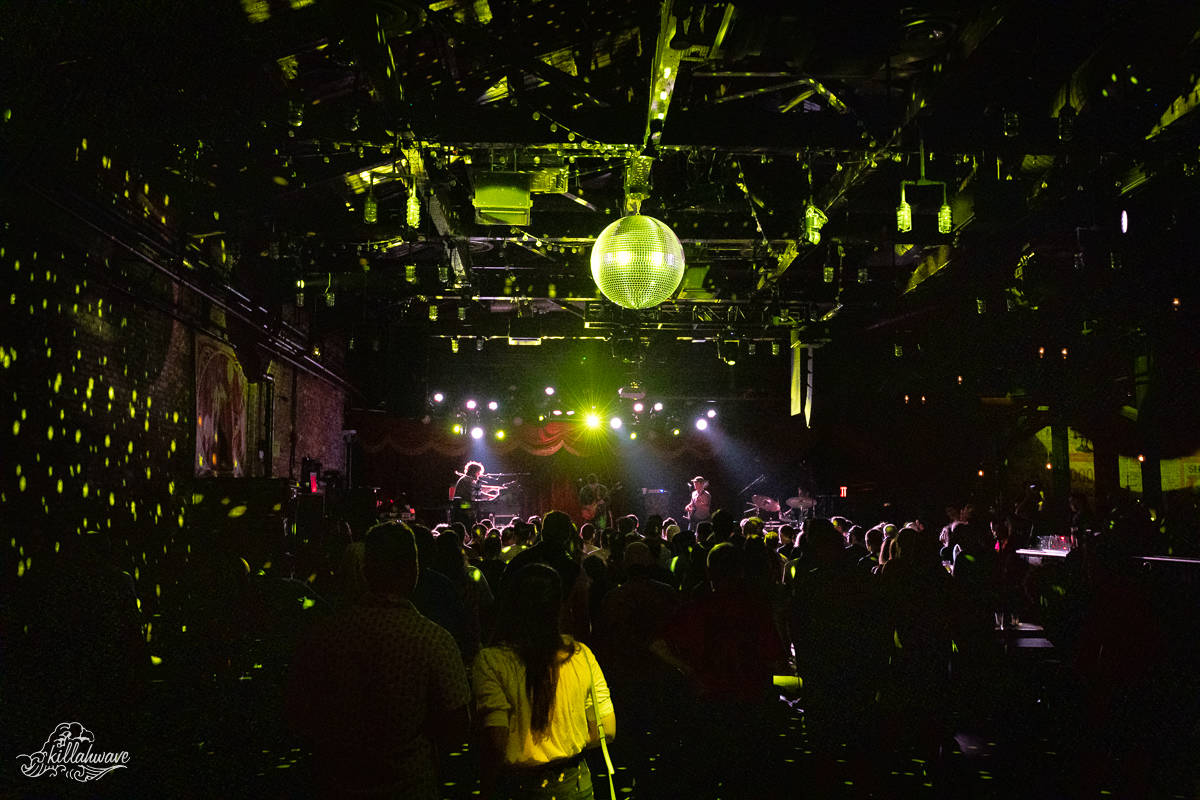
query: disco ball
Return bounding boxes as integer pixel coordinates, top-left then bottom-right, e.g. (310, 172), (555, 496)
(590, 215), (685, 309)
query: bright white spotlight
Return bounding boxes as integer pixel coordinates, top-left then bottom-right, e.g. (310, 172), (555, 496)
(706, 409), (716, 418)
(488, 401), (499, 411)
(495, 430), (505, 440)
(610, 417), (623, 429)
(465, 399), (477, 410)
(633, 402), (644, 413)
(545, 387), (556, 396)
(1120, 209), (1128, 233)
(433, 392), (444, 403)
(695, 418), (708, 431)
(653, 402), (663, 411)
(471, 426), (484, 439)
(585, 414), (601, 428)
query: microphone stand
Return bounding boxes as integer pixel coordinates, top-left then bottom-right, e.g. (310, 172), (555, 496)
(737, 474), (765, 496)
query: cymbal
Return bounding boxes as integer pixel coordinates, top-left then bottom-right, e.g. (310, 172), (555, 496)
(786, 496), (816, 509)
(751, 495), (780, 512)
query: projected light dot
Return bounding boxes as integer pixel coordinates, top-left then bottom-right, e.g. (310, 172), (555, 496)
(552, 409), (563, 416)
(471, 427), (484, 439)
(706, 409), (716, 418)
(696, 418), (708, 431)
(632, 402), (644, 413)
(465, 400), (477, 410)
(653, 402), (663, 411)
(545, 387), (555, 396)
(495, 430), (505, 440)
(488, 401), (499, 411)
(629, 431), (638, 440)
(672, 428), (681, 436)
(433, 392), (444, 403)
(452, 424), (463, 435)
(610, 417), (623, 430)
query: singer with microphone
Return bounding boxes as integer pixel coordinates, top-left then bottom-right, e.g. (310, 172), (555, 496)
(684, 476), (711, 523)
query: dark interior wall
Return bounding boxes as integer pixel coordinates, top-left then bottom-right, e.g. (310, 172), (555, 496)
(0, 188), (347, 625)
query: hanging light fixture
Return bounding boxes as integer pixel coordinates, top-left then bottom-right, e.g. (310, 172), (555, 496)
(590, 215), (685, 309)
(938, 187), (952, 234)
(407, 184), (420, 228)
(896, 185), (913, 233)
(803, 204), (828, 245)
(364, 175), (378, 225)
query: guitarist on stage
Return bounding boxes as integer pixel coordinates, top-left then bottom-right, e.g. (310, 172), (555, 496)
(578, 473), (611, 529)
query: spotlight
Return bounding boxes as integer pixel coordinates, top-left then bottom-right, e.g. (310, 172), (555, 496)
(325, 293), (335, 307)
(1045, 462), (1052, 470)
(653, 402), (663, 411)
(672, 428), (681, 436)
(978, 470), (985, 477)
(459, 307), (467, 321)
(610, 417), (623, 429)
(433, 392), (444, 403)
(428, 305), (438, 321)
(451, 339), (459, 353)
(552, 409), (563, 416)
(495, 430), (506, 440)
(803, 205), (827, 246)
(706, 409), (716, 418)
(565, 410), (575, 416)
(633, 402), (644, 413)
(1138, 454), (1145, 462)
(695, 418), (708, 431)
(545, 387), (556, 395)
(629, 431), (638, 440)
(824, 265), (835, 283)
(466, 400), (477, 410)
(488, 401), (499, 411)
(364, 189), (378, 225)
(471, 427), (484, 439)
(452, 423), (463, 435)
(585, 414), (601, 428)
(1121, 210), (1128, 233)
(772, 342), (781, 356)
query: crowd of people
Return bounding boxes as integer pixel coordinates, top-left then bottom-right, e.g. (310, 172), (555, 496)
(5, 488), (1197, 799)
(279, 490), (1199, 799)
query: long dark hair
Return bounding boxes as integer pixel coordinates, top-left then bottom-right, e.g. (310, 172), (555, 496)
(490, 564), (574, 735)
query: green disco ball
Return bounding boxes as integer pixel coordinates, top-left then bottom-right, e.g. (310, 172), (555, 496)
(590, 215), (686, 309)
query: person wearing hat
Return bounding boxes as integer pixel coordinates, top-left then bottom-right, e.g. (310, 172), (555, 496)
(684, 476), (711, 523)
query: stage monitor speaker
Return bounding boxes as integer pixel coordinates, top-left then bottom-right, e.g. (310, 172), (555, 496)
(642, 488), (671, 517)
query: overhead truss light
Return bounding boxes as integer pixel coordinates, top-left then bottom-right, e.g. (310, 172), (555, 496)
(803, 204), (828, 246)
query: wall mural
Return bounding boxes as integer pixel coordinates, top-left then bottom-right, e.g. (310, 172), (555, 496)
(195, 335), (247, 477)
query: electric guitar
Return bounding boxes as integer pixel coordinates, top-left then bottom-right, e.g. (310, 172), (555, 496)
(580, 482), (621, 521)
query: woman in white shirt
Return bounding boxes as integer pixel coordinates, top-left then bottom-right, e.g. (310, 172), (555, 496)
(473, 563), (616, 799)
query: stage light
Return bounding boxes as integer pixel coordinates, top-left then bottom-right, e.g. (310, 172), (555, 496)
(824, 265), (835, 283)
(653, 402), (663, 412)
(565, 410), (575, 416)
(772, 342), (781, 356)
(1045, 462), (1052, 470)
(590, 215), (686, 309)
(938, 201), (952, 234)
(748, 343), (756, 356)
(495, 430), (505, 440)
(610, 417), (623, 429)
(488, 401), (499, 411)
(695, 418), (708, 431)
(1121, 210), (1128, 233)
(706, 409), (716, 418)
(466, 399), (477, 410)
(364, 186), (378, 225)
(433, 392), (444, 403)
(452, 423), (463, 435)
(471, 427), (484, 439)
(552, 409), (563, 416)
(451, 339), (459, 354)
(459, 307), (467, 321)
(476, 338), (484, 351)
(325, 292), (336, 307)
(428, 305), (438, 321)
(978, 470), (985, 477)
(586, 414), (601, 428)
(1138, 454), (1145, 462)
(629, 431), (638, 440)
(896, 199), (912, 233)
(633, 402), (644, 413)
(672, 427), (681, 436)
(538, 414), (546, 421)
(545, 387), (556, 395)
(407, 186), (420, 228)
(803, 204), (827, 246)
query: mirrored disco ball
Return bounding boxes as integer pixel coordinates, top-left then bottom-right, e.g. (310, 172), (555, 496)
(590, 215), (685, 309)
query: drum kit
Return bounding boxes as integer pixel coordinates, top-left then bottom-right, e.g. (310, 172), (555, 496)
(747, 492), (816, 524)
